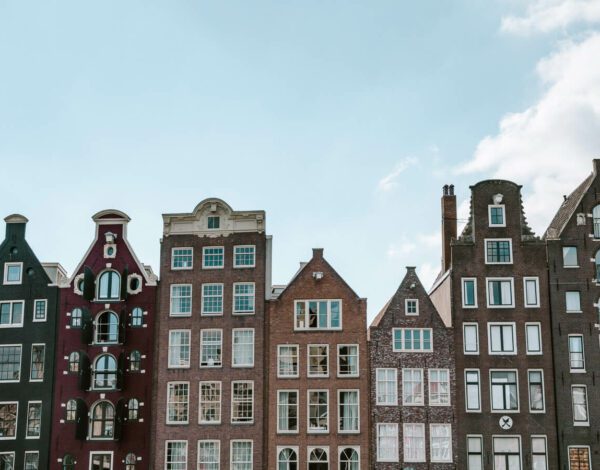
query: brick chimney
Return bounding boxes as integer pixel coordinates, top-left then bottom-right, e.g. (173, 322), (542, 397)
(593, 158), (600, 175)
(441, 185), (456, 272)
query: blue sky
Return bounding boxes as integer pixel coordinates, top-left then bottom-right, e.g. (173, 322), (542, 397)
(1, 0), (600, 321)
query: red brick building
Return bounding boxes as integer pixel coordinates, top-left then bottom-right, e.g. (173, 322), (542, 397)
(49, 210), (158, 469)
(266, 248), (369, 470)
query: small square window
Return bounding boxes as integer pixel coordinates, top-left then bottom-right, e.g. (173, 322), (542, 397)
(171, 248), (193, 270)
(3, 263), (22, 285)
(207, 216), (220, 229)
(485, 239), (512, 264)
(203, 247), (224, 269)
(405, 299), (418, 316)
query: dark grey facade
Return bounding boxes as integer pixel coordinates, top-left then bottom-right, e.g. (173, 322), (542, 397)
(0, 215), (63, 469)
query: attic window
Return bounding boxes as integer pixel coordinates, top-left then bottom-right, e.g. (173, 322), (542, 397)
(3, 262), (23, 285)
(405, 299), (419, 316)
(208, 216), (220, 230)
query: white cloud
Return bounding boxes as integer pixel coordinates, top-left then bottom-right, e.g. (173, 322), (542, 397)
(417, 262), (440, 290)
(377, 157), (418, 192)
(458, 33), (600, 233)
(501, 0), (600, 35)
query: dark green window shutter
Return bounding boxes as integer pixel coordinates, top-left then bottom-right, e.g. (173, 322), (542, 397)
(117, 352), (126, 390)
(75, 398), (88, 440)
(81, 308), (93, 345)
(78, 352), (91, 391)
(83, 266), (95, 301)
(120, 266), (129, 301)
(114, 398), (126, 441)
(119, 309), (127, 344)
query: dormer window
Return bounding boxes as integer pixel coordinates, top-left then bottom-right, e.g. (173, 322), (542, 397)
(207, 216), (220, 229)
(97, 270), (120, 300)
(3, 262), (23, 285)
(488, 205), (505, 227)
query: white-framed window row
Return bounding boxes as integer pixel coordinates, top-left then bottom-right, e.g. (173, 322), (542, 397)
(233, 245), (256, 268)
(528, 369), (545, 414)
(337, 344), (359, 377)
(376, 423), (399, 462)
(525, 323), (542, 355)
(484, 238), (513, 264)
(0, 344), (22, 383)
(169, 284), (192, 317)
(488, 204), (506, 227)
(32, 299), (47, 322)
(376, 368), (398, 406)
(392, 328), (432, 353)
(202, 246), (224, 269)
(3, 262), (23, 285)
(523, 277), (540, 308)
(0, 300), (25, 328)
(307, 344), (329, 378)
(277, 344), (299, 378)
(488, 322), (517, 355)
(490, 369), (519, 413)
(233, 282), (255, 315)
(465, 369), (481, 413)
(430, 423), (453, 463)
(463, 323), (479, 355)
(294, 299), (342, 331)
(429, 369), (451, 406)
(486, 277), (515, 308)
(337, 389), (360, 433)
(198, 381), (221, 425)
(403, 423), (426, 463)
(405, 299), (418, 316)
(402, 368), (424, 406)
(171, 247), (193, 270)
(307, 389), (329, 433)
(462, 277), (478, 308)
(197, 440), (220, 469)
(277, 389), (299, 434)
(232, 328), (255, 368)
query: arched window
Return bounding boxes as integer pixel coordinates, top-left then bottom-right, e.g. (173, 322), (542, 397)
(129, 350), (141, 372)
(71, 308), (82, 328)
(128, 398), (139, 421)
(594, 205), (600, 238)
(93, 354), (117, 390)
(278, 448), (297, 470)
(66, 399), (77, 421)
(97, 270), (120, 300)
(125, 453), (136, 470)
(62, 454), (75, 470)
(68, 352), (80, 373)
(90, 401), (115, 439)
(96, 311), (119, 343)
(131, 307), (143, 327)
(308, 448), (328, 470)
(339, 448), (359, 470)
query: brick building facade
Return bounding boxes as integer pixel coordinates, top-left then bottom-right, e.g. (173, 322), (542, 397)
(266, 248), (369, 470)
(152, 199), (270, 469)
(369, 266), (456, 469)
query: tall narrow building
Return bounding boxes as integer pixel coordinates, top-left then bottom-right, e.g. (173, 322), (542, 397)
(430, 182), (558, 469)
(0, 215), (64, 469)
(49, 210), (157, 470)
(266, 248), (369, 470)
(152, 199), (270, 469)
(545, 159), (600, 469)
(369, 266), (456, 469)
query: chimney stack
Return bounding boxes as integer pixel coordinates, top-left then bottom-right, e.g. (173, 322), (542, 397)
(441, 185), (456, 272)
(4, 214), (28, 241)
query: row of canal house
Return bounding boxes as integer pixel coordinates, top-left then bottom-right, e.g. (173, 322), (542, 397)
(2, 159), (600, 469)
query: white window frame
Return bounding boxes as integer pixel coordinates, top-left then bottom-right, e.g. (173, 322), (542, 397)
(230, 440), (253, 469)
(376, 423), (399, 462)
(294, 299), (342, 331)
(307, 389), (329, 434)
(29, 343), (45, 382)
(428, 368), (451, 406)
(572, 385), (589, 426)
(0, 344), (22, 383)
(0, 401), (18, 440)
(527, 369), (546, 413)
(231, 381), (254, 424)
(392, 328), (433, 352)
(492, 436), (522, 470)
(462, 277), (478, 308)
(489, 369), (520, 413)
(168, 330), (191, 369)
(405, 299), (419, 316)
(566, 291), (582, 313)
(232, 282), (255, 315)
(525, 323), (542, 355)
(277, 446), (299, 469)
(25, 400), (42, 439)
(467, 435), (483, 470)
(232, 328), (255, 368)
(430, 423), (453, 463)
(277, 389), (299, 434)
(89, 451), (114, 470)
(463, 323), (479, 355)
(337, 389), (360, 434)
(403, 423), (426, 463)
(568, 334), (585, 373)
(488, 204), (506, 227)
(523, 277), (540, 308)
(277, 344), (299, 378)
(337, 446), (360, 470)
(202, 246), (224, 269)
(169, 284), (192, 317)
(32, 299), (47, 322)
(24, 451), (39, 469)
(233, 245), (256, 268)
(200, 329), (223, 368)
(207, 215), (220, 230)
(197, 440), (220, 469)
(3, 262), (23, 285)
(166, 381), (189, 425)
(170, 247), (193, 270)
(484, 238), (513, 264)
(337, 344), (359, 377)
(307, 344), (329, 378)
(201, 283), (224, 316)
(486, 277), (515, 308)
(376, 368), (398, 406)
(307, 446), (329, 468)
(488, 322), (517, 355)
(164, 440), (187, 470)
(465, 369), (481, 413)
(402, 368), (424, 406)
(198, 381), (222, 425)
(0, 300), (25, 328)
(562, 246), (579, 268)
(568, 446), (592, 470)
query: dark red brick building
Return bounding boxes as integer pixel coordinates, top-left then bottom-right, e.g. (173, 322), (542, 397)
(49, 210), (157, 470)
(266, 248), (369, 469)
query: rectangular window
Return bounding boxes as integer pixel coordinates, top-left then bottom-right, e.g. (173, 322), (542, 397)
(170, 285), (192, 316)
(489, 205), (505, 226)
(277, 345), (298, 377)
(465, 370), (481, 412)
(202, 284), (223, 315)
(30, 344), (45, 381)
(308, 345), (328, 377)
(199, 381), (221, 424)
(566, 291), (581, 312)
(171, 248), (193, 270)
(0, 454), (14, 468)
(376, 368), (398, 405)
(0, 402), (18, 438)
(430, 424), (452, 462)
(528, 370), (545, 412)
(33, 299), (47, 322)
(3, 262), (22, 284)
(307, 390), (328, 432)
(467, 435), (483, 470)
(207, 215), (220, 229)
(531, 436), (548, 470)
(392, 328), (432, 352)
(277, 390), (298, 433)
(233, 283), (255, 314)
(491, 370), (519, 412)
(0, 301), (24, 327)
(463, 323), (479, 354)
(429, 369), (450, 405)
(493, 437), (521, 470)
(26, 401), (41, 438)
(200, 329), (222, 368)
(462, 278), (477, 307)
(485, 239), (513, 264)
(569, 335), (585, 372)
(376, 423), (398, 462)
(168, 330), (191, 368)
(572, 385), (589, 425)
(487, 278), (514, 307)
(563, 246), (578, 267)
(0, 345), (21, 382)
(231, 381), (254, 423)
(230, 441), (252, 469)
(338, 390), (359, 432)
(524, 277), (540, 307)
(526, 323), (542, 354)
(24, 451), (39, 470)
(165, 441), (187, 470)
(569, 446), (591, 470)
(166, 382), (189, 424)
(294, 299), (341, 330)
(402, 369), (424, 405)
(337, 344), (358, 377)
(489, 323), (517, 354)
(232, 329), (254, 367)
(405, 299), (418, 315)
(234, 245), (256, 268)
(202, 246), (224, 269)
(404, 423), (425, 462)
(197, 440), (219, 470)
